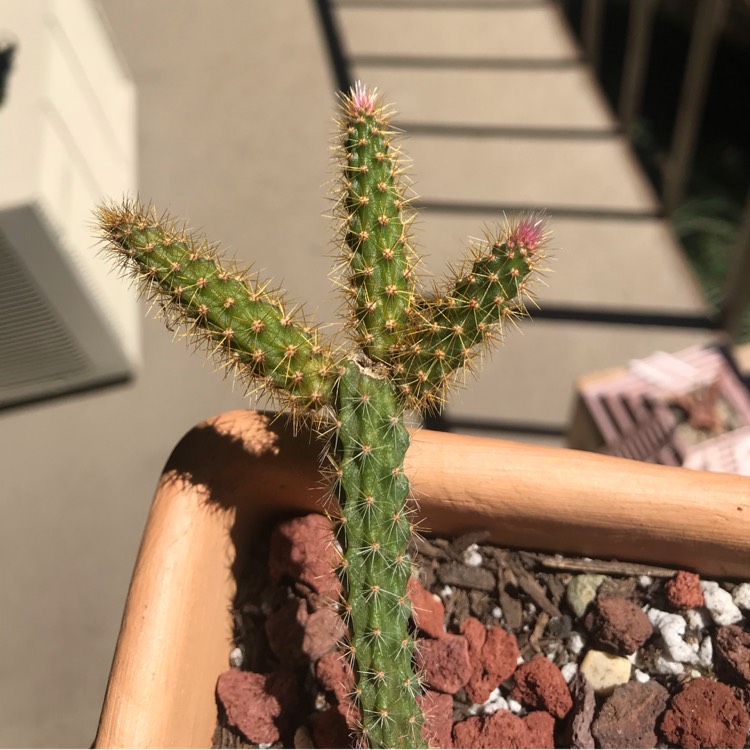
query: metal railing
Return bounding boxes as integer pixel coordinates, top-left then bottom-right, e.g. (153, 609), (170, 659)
(577, 0), (749, 340)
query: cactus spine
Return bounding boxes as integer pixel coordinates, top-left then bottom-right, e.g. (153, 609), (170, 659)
(97, 83), (546, 749)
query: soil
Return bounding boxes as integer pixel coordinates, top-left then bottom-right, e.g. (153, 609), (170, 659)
(212, 513), (750, 749)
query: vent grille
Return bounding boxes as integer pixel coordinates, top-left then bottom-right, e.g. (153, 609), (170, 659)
(0, 228), (91, 389)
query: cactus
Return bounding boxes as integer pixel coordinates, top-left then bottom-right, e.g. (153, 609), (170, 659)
(97, 83), (546, 749)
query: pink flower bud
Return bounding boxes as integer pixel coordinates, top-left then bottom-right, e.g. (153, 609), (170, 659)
(509, 218), (544, 251)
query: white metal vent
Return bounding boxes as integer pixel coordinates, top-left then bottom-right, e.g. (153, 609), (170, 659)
(0, 227), (91, 389)
(0, 0), (139, 409)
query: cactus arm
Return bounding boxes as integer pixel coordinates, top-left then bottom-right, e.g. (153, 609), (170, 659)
(97, 202), (341, 414)
(334, 357), (424, 749)
(338, 84), (418, 363)
(393, 220), (546, 412)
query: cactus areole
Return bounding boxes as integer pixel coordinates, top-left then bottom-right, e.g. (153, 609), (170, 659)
(97, 83), (546, 749)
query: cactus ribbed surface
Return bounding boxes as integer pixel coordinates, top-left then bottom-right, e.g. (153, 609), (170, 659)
(97, 205), (341, 416)
(334, 357), (421, 748)
(394, 223), (545, 411)
(338, 83), (417, 362)
(96, 83), (546, 748)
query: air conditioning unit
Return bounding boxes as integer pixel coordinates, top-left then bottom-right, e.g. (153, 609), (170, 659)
(0, 0), (139, 409)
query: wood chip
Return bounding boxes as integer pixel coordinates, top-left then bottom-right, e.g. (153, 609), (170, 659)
(437, 561), (496, 591)
(498, 566), (523, 631)
(531, 553), (679, 578)
(413, 536), (451, 560)
(509, 559), (563, 619)
(528, 611), (551, 655)
(429, 537), (466, 562)
(542, 573), (567, 608)
(450, 529), (491, 556)
(446, 588), (471, 625)
(469, 589), (493, 620)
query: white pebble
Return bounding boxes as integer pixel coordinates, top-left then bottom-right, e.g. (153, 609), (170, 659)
(516, 654), (525, 665)
(701, 581), (743, 625)
(653, 656), (684, 676)
(685, 609), (709, 632)
(697, 636), (713, 669)
(648, 609), (699, 664)
(732, 582), (750, 610)
(462, 543), (483, 567)
(481, 689), (508, 716)
(508, 698), (524, 714)
(634, 669), (650, 683)
(491, 606), (503, 621)
(259, 744), (273, 749)
(561, 662), (578, 684)
(439, 585), (454, 599)
(690, 668), (702, 679)
(229, 647), (243, 668)
(638, 575), (654, 588)
(568, 632), (586, 655)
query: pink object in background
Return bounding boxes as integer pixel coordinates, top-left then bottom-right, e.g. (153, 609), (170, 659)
(577, 346), (750, 474)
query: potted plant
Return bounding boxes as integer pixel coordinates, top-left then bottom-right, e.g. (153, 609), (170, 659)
(93, 85), (750, 749)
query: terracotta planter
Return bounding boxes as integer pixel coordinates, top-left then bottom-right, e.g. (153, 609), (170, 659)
(94, 409), (750, 749)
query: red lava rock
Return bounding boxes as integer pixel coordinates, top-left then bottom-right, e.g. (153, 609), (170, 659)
(268, 514), (341, 601)
(524, 711), (555, 748)
(265, 597), (308, 666)
(733, 684), (750, 715)
(511, 656), (572, 719)
(715, 624), (750, 685)
(660, 677), (750, 749)
(416, 634), (473, 694)
(460, 617), (486, 661)
(562, 672), (596, 749)
(408, 576), (446, 639)
(465, 624), (520, 704)
(216, 669), (297, 744)
(302, 606), (346, 662)
(665, 570), (705, 610)
(316, 651), (355, 708)
(453, 710), (530, 749)
(310, 706), (352, 748)
(418, 690), (454, 748)
(591, 680), (669, 749)
(584, 597), (652, 654)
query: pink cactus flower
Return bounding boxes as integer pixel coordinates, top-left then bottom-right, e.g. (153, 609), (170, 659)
(509, 218), (545, 251)
(348, 81), (377, 115)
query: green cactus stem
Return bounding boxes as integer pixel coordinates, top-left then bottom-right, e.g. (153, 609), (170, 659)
(337, 82), (418, 362)
(96, 203), (342, 416)
(394, 221), (546, 411)
(333, 356), (421, 748)
(96, 82), (547, 749)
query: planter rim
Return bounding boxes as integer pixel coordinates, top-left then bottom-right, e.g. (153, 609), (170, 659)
(95, 409), (750, 748)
